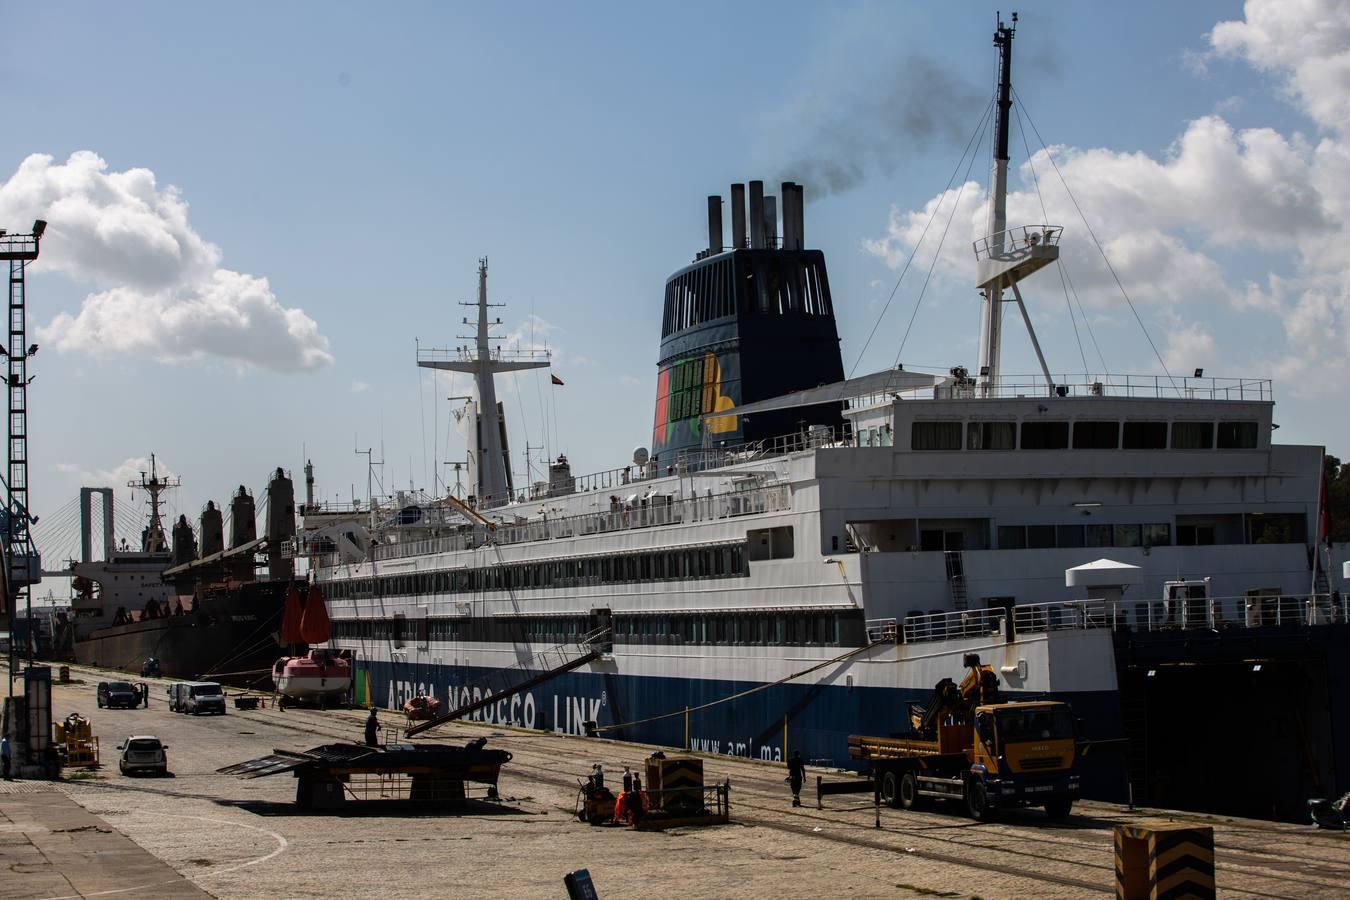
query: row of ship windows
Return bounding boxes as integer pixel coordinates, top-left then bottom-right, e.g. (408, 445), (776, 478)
(611, 610), (860, 646)
(997, 514), (1304, 549)
(322, 541), (753, 601)
(909, 419), (1260, 452)
(998, 522), (1173, 550)
(330, 610), (862, 648)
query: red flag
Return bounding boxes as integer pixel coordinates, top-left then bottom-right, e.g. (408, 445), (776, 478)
(551, 373), (564, 386)
(299, 583), (332, 645)
(279, 584), (304, 644)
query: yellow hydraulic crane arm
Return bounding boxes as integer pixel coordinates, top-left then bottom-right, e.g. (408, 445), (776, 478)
(959, 663), (1002, 706)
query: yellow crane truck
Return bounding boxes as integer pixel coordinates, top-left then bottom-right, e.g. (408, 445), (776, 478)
(849, 654), (1079, 820)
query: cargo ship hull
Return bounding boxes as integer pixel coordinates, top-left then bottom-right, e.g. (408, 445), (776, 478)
(71, 582), (291, 686)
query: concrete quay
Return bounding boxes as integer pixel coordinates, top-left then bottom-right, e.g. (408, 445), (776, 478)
(2, 662), (1347, 899)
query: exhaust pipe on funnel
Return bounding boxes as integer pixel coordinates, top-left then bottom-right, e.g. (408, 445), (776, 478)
(749, 180), (765, 249)
(730, 183), (746, 249)
(707, 195), (723, 254)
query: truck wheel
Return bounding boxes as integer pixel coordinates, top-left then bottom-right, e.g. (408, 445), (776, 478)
(1044, 797), (1073, 820)
(966, 781), (996, 821)
(900, 771), (923, 810)
(880, 771), (901, 808)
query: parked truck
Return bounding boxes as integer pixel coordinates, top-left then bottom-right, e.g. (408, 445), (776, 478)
(849, 654), (1079, 820)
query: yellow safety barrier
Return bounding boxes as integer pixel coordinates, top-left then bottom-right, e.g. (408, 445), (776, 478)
(1114, 823), (1215, 900)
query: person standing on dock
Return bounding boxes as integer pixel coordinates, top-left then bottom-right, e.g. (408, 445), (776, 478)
(1, 735), (11, 780)
(364, 708), (380, 747)
(787, 751), (805, 807)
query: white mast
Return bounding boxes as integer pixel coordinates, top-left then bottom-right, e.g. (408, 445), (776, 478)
(417, 258), (549, 507)
(978, 14), (1016, 395)
(974, 12), (1060, 396)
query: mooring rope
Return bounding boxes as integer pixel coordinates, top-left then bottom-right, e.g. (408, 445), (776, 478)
(593, 640), (880, 734)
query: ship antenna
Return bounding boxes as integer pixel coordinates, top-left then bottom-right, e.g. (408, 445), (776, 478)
(415, 258), (551, 508)
(129, 452), (180, 553)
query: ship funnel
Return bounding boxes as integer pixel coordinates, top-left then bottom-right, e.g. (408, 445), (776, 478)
(171, 514), (197, 567)
(707, 195), (723, 254)
(749, 180), (765, 249)
(730, 183), (746, 249)
(229, 485), (257, 549)
(265, 467), (296, 543)
(266, 467), (296, 581)
(764, 195), (778, 248)
(200, 501), (224, 557)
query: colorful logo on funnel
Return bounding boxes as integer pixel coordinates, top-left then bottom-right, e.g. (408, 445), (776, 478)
(652, 351), (736, 449)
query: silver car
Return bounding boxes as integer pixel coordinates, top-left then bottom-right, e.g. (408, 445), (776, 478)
(117, 735), (169, 776)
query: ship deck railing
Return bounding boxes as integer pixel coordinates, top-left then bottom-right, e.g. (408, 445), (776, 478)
(362, 483), (792, 564)
(898, 593), (1347, 644)
(865, 618), (899, 643)
(972, 224), (1063, 261)
(845, 374), (1273, 408)
(555, 425), (850, 496)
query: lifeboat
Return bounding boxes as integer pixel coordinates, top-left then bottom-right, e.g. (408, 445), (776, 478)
(272, 649), (352, 706)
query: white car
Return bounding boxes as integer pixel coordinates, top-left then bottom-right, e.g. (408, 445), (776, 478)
(117, 735), (169, 776)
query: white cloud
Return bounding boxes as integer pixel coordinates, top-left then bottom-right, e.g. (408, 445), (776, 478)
(1161, 316), (1219, 373)
(0, 151), (332, 372)
(351, 380), (371, 393)
(1209, 0), (1350, 132)
(865, 1), (1350, 388)
(56, 455), (178, 489)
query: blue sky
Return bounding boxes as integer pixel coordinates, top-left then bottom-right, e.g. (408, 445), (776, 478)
(5, 1), (1349, 558)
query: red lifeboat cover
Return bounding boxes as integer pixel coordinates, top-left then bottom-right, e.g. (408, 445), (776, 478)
(279, 584), (304, 644)
(298, 583), (332, 645)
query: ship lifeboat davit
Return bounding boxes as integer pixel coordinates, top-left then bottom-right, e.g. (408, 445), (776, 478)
(272, 649), (352, 705)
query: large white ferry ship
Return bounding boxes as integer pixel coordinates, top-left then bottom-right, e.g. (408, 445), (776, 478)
(307, 19), (1348, 819)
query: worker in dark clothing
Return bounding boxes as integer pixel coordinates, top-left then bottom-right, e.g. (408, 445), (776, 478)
(364, 708), (380, 747)
(630, 774), (644, 826)
(2, 735), (12, 781)
(787, 750), (806, 807)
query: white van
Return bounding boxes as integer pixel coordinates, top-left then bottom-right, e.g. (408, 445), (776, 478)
(167, 681), (226, 715)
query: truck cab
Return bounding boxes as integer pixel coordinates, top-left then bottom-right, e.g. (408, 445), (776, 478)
(970, 701), (1079, 817)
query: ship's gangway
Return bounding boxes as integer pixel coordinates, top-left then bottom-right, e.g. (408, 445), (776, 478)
(405, 625), (610, 737)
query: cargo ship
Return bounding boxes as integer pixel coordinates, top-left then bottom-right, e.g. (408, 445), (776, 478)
(56, 458), (303, 685)
(307, 18), (1349, 820)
